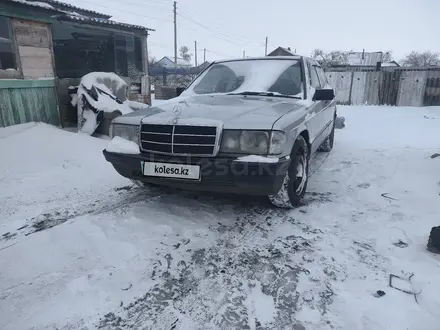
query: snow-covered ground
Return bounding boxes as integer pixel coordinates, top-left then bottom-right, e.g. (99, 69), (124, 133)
(0, 106), (439, 330)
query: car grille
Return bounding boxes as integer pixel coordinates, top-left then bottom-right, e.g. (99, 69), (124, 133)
(140, 124), (218, 156)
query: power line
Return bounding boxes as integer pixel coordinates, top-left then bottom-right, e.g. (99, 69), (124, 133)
(72, 0), (173, 22)
(177, 10), (262, 49)
(149, 41), (236, 59)
(206, 49), (235, 59)
(70, 0), (266, 56)
(179, 9), (265, 49)
(69, 0), (255, 60)
(178, 8), (264, 48)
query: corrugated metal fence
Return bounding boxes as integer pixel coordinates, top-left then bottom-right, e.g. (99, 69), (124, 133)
(325, 67), (440, 106)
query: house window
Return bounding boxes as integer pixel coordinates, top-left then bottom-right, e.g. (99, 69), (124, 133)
(0, 16), (17, 71)
(115, 35), (144, 79)
(134, 37), (143, 74)
(52, 22), (145, 80)
(52, 22), (114, 78)
(114, 34), (128, 76)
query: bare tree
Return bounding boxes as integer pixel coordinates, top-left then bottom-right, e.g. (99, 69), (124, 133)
(311, 49), (349, 66)
(401, 51), (440, 67)
(311, 49), (326, 64)
(149, 56), (157, 66)
(382, 51), (393, 62)
(179, 46), (192, 62)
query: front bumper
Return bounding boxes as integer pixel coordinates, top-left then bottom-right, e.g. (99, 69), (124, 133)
(103, 150), (290, 196)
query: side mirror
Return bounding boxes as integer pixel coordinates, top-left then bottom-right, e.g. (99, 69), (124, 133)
(313, 88), (335, 101)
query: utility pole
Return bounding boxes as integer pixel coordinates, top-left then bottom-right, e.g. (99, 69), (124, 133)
(265, 36), (268, 56)
(194, 40), (198, 67)
(203, 48), (206, 62)
(173, 1), (177, 69)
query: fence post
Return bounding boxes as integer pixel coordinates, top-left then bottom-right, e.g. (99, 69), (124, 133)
(348, 70), (355, 105)
(141, 75), (150, 105)
(162, 68), (167, 86)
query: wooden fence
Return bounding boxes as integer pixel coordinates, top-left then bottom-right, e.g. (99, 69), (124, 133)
(325, 67), (440, 107)
(0, 79), (60, 127)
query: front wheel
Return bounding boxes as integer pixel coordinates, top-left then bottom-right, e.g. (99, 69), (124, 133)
(268, 135), (309, 208)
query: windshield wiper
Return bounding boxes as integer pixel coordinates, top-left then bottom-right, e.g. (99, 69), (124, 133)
(227, 91), (302, 100)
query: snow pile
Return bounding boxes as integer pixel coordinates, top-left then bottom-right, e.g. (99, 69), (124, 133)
(235, 155), (279, 163)
(1, 106), (440, 329)
(105, 136), (140, 154)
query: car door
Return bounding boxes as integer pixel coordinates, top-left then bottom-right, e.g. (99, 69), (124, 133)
(304, 59), (325, 153)
(315, 65), (336, 142)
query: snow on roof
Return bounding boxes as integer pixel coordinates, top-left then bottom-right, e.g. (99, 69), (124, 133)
(158, 57), (191, 66)
(60, 15), (154, 32)
(7, 0), (110, 18)
(7, 0), (154, 32)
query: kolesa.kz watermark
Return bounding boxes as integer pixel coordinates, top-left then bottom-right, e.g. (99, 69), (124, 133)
(154, 164), (189, 176)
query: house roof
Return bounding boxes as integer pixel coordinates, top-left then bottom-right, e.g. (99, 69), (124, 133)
(157, 56), (191, 66)
(7, 0), (110, 18)
(346, 51), (384, 66)
(267, 46), (296, 56)
(58, 14), (155, 33)
(5, 0), (154, 33)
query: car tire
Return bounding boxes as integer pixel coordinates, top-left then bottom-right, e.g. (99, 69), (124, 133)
(268, 135), (309, 208)
(318, 114), (336, 152)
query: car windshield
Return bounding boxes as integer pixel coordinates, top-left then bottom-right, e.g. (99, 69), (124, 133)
(181, 58), (304, 98)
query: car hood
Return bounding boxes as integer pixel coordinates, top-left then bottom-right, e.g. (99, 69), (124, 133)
(113, 94), (307, 130)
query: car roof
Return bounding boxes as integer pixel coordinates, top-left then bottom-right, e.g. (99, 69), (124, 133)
(213, 55), (304, 64)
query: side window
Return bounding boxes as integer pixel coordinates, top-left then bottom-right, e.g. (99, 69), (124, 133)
(0, 16), (17, 72)
(268, 61), (303, 96)
(309, 63), (320, 89)
(315, 66), (328, 88)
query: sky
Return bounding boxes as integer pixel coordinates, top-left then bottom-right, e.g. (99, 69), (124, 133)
(64, 0), (439, 65)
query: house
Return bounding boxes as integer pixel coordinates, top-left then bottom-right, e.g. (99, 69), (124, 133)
(267, 47), (296, 57)
(0, 0), (154, 128)
(346, 51), (384, 66)
(155, 56), (191, 69)
(326, 51), (400, 70)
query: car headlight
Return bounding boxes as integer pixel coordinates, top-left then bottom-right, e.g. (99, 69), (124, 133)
(269, 131), (286, 155)
(220, 130), (285, 155)
(109, 123), (140, 144)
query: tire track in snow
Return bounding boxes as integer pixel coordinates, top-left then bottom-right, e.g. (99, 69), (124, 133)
(0, 185), (164, 243)
(93, 193), (341, 330)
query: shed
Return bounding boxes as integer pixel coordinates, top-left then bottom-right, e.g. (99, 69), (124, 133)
(0, 0), (154, 128)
